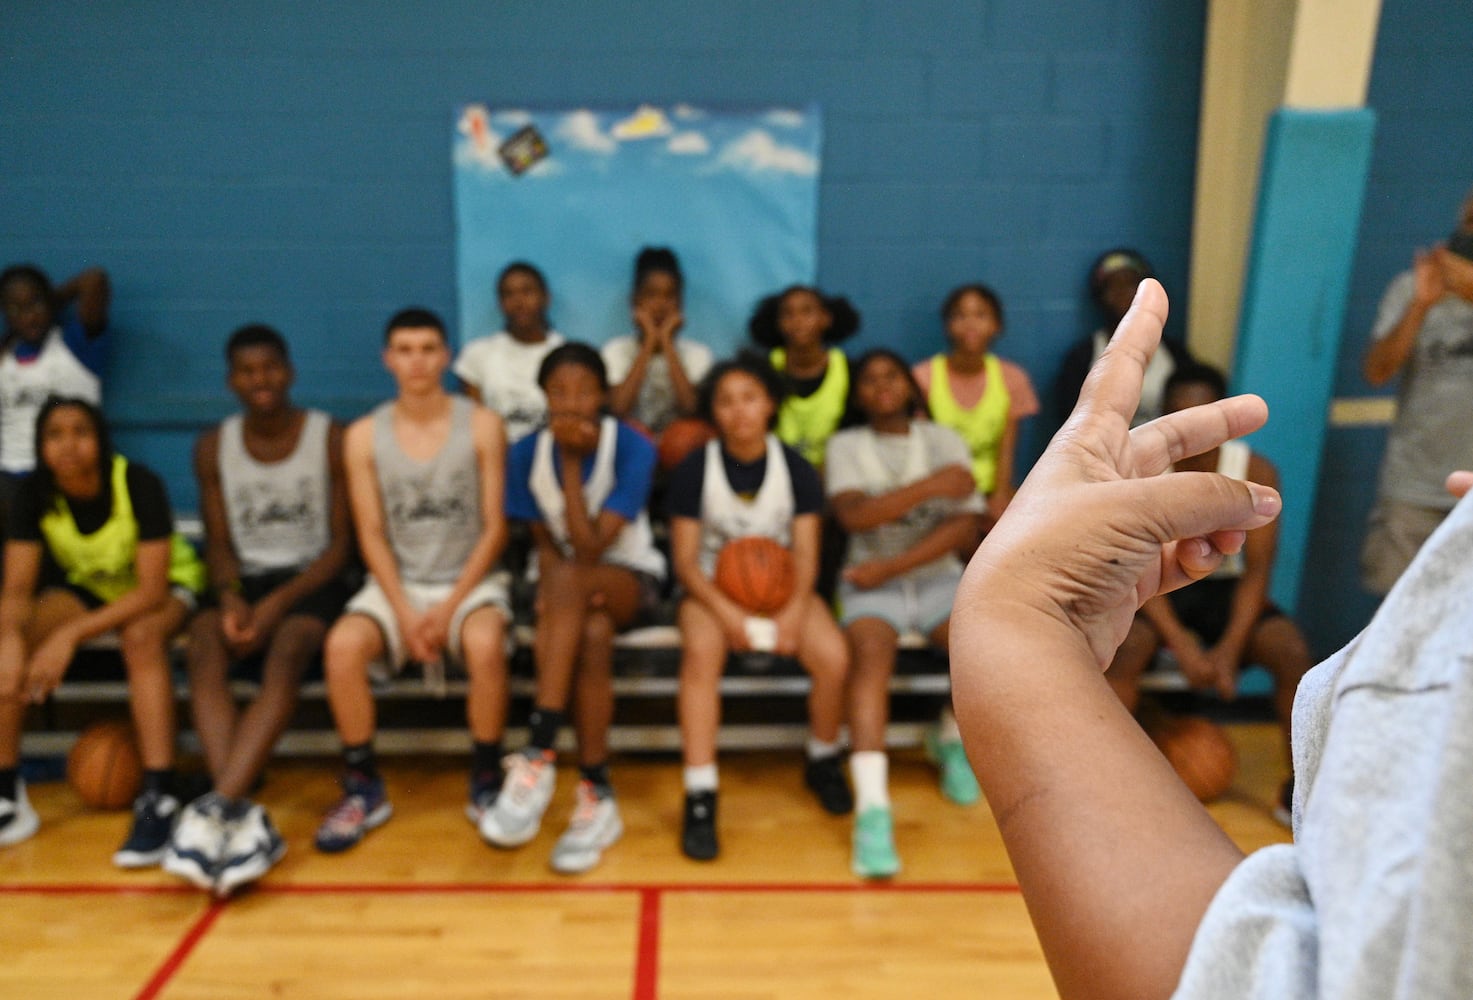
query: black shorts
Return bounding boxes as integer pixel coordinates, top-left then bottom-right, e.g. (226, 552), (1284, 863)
(201, 568), (353, 626)
(1166, 577), (1282, 646)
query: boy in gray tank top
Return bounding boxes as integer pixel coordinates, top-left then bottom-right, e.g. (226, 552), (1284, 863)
(165, 324), (354, 897)
(314, 308), (512, 855)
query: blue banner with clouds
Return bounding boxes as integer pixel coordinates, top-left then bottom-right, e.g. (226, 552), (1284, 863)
(453, 103), (821, 357)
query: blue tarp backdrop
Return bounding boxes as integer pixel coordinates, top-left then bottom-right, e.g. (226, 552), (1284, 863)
(452, 103), (822, 355)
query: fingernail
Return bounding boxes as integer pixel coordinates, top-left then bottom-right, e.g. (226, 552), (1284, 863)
(1251, 485), (1281, 516)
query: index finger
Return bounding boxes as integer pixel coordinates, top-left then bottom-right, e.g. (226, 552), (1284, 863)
(1076, 278), (1169, 425)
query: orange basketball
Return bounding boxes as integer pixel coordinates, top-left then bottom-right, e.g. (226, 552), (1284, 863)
(67, 720), (143, 810)
(714, 536), (796, 616)
(1152, 715), (1237, 803)
(658, 417), (717, 471)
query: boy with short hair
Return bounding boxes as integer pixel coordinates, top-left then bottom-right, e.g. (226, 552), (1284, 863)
(164, 324), (354, 894)
(315, 308), (510, 853)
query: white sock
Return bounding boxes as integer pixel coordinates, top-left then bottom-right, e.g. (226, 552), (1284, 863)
(684, 764), (718, 793)
(938, 707), (963, 745)
(807, 736), (842, 760)
(850, 751), (889, 812)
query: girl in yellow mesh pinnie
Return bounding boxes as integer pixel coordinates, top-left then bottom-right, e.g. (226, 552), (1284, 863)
(747, 285), (860, 472)
(912, 284), (1039, 525)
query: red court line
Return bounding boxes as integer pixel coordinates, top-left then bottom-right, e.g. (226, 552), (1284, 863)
(631, 888), (661, 1000)
(133, 899), (226, 1000)
(0, 883), (196, 895)
(0, 879), (1021, 896)
(0, 883), (1025, 901)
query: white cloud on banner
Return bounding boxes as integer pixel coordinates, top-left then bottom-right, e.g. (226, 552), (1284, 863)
(715, 129), (818, 175)
(556, 110), (617, 154)
(762, 109), (807, 129)
(668, 131), (711, 155)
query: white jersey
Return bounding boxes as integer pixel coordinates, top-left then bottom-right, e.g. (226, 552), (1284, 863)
(218, 410), (333, 576)
(1209, 440), (1250, 580)
(0, 326), (101, 473)
(528, 416), (666, 579)
(696, 434), (794, 577)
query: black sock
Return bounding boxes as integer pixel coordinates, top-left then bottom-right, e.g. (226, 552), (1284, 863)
(527, 707), (565, 754)
(142, 769), (174, 798)
(472, 741), (505, 791)
(343, 742), (378, 781)
(0, 768), (16, 800)
(579, 762), (613, 797)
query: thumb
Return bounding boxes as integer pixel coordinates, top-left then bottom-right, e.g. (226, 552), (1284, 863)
(1133, 471), (1281, 545)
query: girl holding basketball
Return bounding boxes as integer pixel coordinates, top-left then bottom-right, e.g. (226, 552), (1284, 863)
(747, 285), (861, 471)
(911, 284), (1039, 522)
(826, 349), (984, 877)
(0, 397), (204, 864)
(666, 354), (851, 861)
(490, 342), (665, 874)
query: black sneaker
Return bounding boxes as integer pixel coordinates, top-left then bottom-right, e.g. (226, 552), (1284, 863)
(804, 754), (854, 816)
(113, 790), (181, 869)
(681, 790), (719, 861)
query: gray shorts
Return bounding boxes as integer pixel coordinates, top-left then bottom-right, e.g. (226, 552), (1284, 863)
(344, 573), (511, 682)
(837, 566), (961, 635)
(1361, 499), (1451, 596)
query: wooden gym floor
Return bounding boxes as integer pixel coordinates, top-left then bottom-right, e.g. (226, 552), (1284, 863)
(0, 725), (1291, 999)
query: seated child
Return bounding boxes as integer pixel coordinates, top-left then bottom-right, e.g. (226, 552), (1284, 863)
(602, 246), (714, 437)
(0, 265), (111, 549)
(488, 342), (665, 875)
(826, 349), (985, 878)
(912, 283), (1039, 523)
(165, 324), (355, 895)
(747, 285), (860, 471)
(666, 354), (851, 862)
(0, 397), (203, 867)
(454, 261), (564, 444)
(314, 309), (510, 854)
(1103, 361), (1312, 822)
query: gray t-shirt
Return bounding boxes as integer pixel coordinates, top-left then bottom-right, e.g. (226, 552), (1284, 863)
(1372, 271), (1473, 510)
(825, 422), (983, 583)
(1174, 490), (1473, 998)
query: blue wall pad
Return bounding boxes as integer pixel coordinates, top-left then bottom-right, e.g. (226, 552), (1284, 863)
(1233, 107), (1376, 614)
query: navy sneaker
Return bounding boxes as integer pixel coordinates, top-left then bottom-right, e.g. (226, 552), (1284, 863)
(113, 790), (181, 869)
(314, 774), (392, 853)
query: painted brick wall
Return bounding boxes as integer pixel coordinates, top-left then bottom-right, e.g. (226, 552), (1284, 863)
(1299, 0), (1473, 656)
(1, 0), (1206, 512)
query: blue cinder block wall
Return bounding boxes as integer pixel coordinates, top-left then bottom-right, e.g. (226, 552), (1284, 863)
(1298, 1), (1473, 657)
(0, 0), (1206, 512)
(4, 1), (1459, 655)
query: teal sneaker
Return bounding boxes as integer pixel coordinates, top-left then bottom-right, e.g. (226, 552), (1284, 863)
(852, 806), (901, 879)
(925, 730), (981, 806)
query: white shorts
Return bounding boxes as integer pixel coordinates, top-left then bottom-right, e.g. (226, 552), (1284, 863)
(344, 574), (511, 682)
(837, 566), (961, 636)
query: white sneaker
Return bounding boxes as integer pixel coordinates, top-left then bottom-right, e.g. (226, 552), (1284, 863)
(550, 781), (623, 875)
(163, 794), (229, 890)
(0, 780), (40, 848)
(214, 803), (286, 898)
(479, 752), (556, 848)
